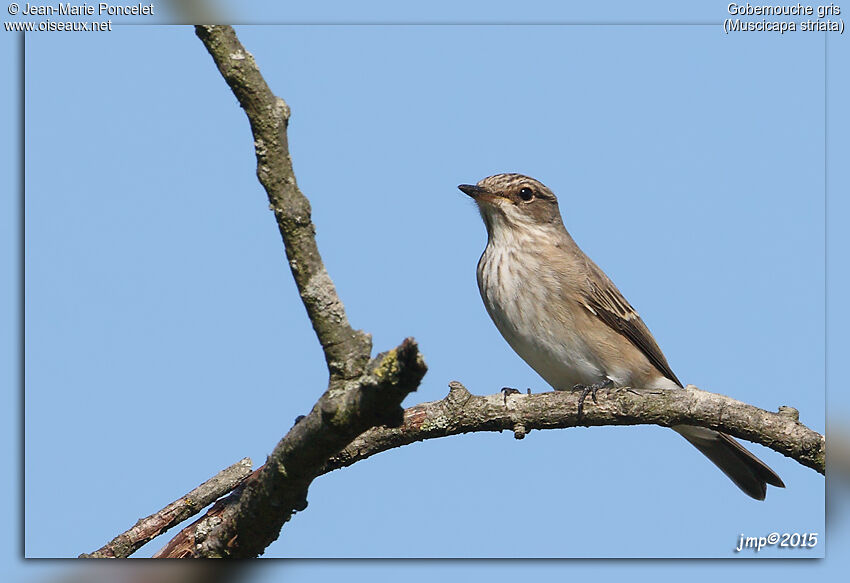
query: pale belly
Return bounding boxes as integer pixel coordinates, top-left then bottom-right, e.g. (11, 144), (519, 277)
(477, 247), (606, 390)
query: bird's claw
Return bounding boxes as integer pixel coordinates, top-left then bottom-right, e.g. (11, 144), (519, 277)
(574, 385), (592, 419)
(501, 386), (521, 404)
(572, 379), (613, 419)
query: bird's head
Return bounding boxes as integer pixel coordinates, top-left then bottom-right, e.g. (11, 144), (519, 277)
(458, 173), (563, 238)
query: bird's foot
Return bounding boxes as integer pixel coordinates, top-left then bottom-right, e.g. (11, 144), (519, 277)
(572, 379), (614, 419)
(501, 387), (521, 404)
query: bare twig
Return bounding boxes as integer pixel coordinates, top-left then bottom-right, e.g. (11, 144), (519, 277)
(153, 469), (260, 559)
(145, 25), (429, 558)
(81, 458), (253, 558)
(322, 382), (825, 476)
(193, 24), (371, 380)
(155, 340), (426, 558)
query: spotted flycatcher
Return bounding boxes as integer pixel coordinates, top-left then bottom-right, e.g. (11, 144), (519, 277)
(459, 173), (783, 500)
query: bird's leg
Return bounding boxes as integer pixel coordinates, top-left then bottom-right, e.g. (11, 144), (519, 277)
(501, 387), (521, 404)
(572, 378), (614, 419)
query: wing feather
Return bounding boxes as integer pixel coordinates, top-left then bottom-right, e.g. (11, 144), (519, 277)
(581, 262), (683, 388)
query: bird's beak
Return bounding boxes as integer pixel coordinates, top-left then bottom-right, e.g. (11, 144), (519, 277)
(458, 184), (489, 199)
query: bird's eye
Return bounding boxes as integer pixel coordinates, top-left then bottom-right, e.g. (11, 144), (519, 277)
(519, 187), (534, 202)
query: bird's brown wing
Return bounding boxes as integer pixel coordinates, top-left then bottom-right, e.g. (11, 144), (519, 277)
(580, 262), (683, 388)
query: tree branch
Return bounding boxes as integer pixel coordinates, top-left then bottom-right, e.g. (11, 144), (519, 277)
(143, 26), (429, 558)
(153, 379), (821, 557)
(155, 339), (426, 558)
(81, 458), (253, 558)
(194, 24), (370, 380)
(322, 381), (825, 476)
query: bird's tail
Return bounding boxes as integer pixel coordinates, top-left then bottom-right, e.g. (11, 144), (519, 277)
(672, 425), (785, 500)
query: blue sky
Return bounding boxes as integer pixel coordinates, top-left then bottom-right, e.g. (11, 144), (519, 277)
(3, 0), (848, 581)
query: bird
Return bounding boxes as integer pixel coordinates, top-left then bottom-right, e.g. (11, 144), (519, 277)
(459, 172), (784, 500)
